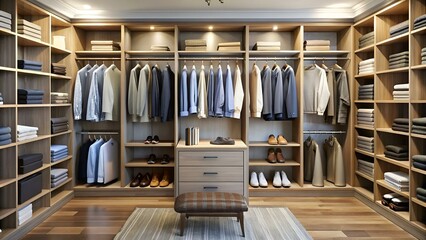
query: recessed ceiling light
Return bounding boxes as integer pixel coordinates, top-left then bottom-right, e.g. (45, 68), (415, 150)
(208, 26), (213, 30)
(150, 26), (155, 30)
(83, 4), (91, 10)
(273, 25), (278, 31)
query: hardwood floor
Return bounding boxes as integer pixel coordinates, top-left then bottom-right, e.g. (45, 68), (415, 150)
(23, 196), (417, 239)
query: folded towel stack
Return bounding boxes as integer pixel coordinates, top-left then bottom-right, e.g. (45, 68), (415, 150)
(358, 58), (374, 75)
(392, 118), (409, 132)
(150, 45), (170, 51)
(185, 39), (207, 51)
(51, 144), (68, 162)
(384, 171), (409, 192)
(357, 135), (374, 153)
(18, 19), (41, 40)
(18, 153), (43, 174)
(18, 204), (32, 226)
(393, 83), (409, 100)
(422, 47), (426, 65)
(0, 92), (3, 105)
(412, 117), (426, 135)
(51, 117), (69, 134)
(359, 31), (374, 48)
(51, 92), (69, 104)
(17, 125), (38, 142)
(18, 60), (42, 71)
(0, 126), (12, 146)
(417, 187), (426, 202)
(358, 83), (374, 100)
(357, 108), (374, 127)
(357, 158), (374, 177)
(91, 40), (120, 51)
(412, 155), (426, 171)
(18, 89), (44, 104)
(217, 42), (241, 51)
(384, 145), (408, 161)
(303, 40), (330, 51)
(389, 51), (409, 70)
(414, 14), (426, 30)
(389, 20), (409, 38)
(51, 168), (68, 188)
(0, 10), (12, 31)
(51, 63), (66, 75)
(253, 41), (281, 51)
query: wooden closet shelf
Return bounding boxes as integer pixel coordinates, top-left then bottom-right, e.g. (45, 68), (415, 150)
(376, 33), (409, 46)
(249, 181), (301, 192)
(355, 73), (375, 78)
(354, 148), (375, 157)
(0, 28), (15, 36)
(0, 142), (16, 150)
(0, 208), (15, 221)
(16, 135), (51, 145)
(376, 180), (409, 198)
(51, 103), (72, 107)
(411, 64), (426, 70)
(376, 128), (409, 136)
(411, 167), (426, 175)
(411, 26), (426, 35)
(50, 155), (72, 166)
(17, 34), (50, 47)
(249, 159), (300, 167)
(376, 67), (409, 75)
(411, 133), (426, 140)
(354, 125), (375, 131)
(355, 170), (374, 182)
(50, 190), (73, 206)
(125, 142), (174, 147)
(17, 69), (51, 77)
(17, 104), (50, 108)
(0, 104), (17, 108)
(124, 182), (174, 190)
(51, 130), (72, 138)
(50, 178), (72, 192)
(50, 74), (71, 80)
(17, 189), (50, 209)
(125, 158), (175, 168)
(248, 50), (300, 57)
(376, 155), (409, 169)
(354, 100), (374, 104)
(302, 181), (352, 189)
(303, 50), (349, 57)
(375, 100), (409, 103)
(51, 46), (71, 55)
(354, 187), (374, 201)
(0, 66), (16, 72)
(18, 164), (50, 181)
(178, 50), (245, 57)
(412, 197), (426, 208)
(249, 142), (300, 147)
(355, 45), (374, 53)
(75, 51), (121, 57)
(125, 50), (175, 57)
(375, 200), (410, 221)
(0, 178), (15, 189)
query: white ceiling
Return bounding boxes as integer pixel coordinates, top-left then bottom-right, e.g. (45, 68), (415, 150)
(31, 0), (393, 21)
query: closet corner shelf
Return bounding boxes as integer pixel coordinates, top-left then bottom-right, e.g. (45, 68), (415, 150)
(17, 69), (51, 77)
(355, 73), (374, 78)
(354, 186), (374, 201)
(17, 104), (51, 108)
(17, 189), (50, 209)
(249, 142), (300, 147)
(0, 178), (15, 189)
(376, 180), (409, 198)
(0, 104), (17, 109)
(303, 50), (349, 57)
(0, 142), (16, 150)
(50, 190), (73, 206)
(411, 26), (426, 35)
(0, 66), (16, 72)
(411, 133), (426, 140)
(51, 103), (72, 107)
(376, 128), (409, 136)
(354, 148), (375, 157)
(51, 130), (72, 138)
(355, 45), (374, 54)
(51, 155), (72, 166)
(50, 74), (71, 80)
(0, 208), (16, 221)
(50, 178), (72, 192)
(248, 50), (300, 57)
(125, 50), (175, 57)
(75, 51), (121, 57)
(18, 164), (50, 181)
(376, 67), (409, 75)
(125, 141), (175, 148)
(177, 50), (245, 57)
(249, 159), (300, 167)
(376, 33), (409, 46)
(249, 181), (301, 192)
(51, 45), (72, 55)
(16, 135), (51, 145)
(0, 27), (15, 36)
(17, 34), (50, 47)
(354, 125), (374, 131)
(375, 100), (409, 104)
(125, 158), (175, 168)
(412, 197), (426, 208)
(355, 170), (374, 182)
(375, 200), (410, 221)
(376, 155), (409, 169)
(354, 100), (374, 104)
(411, 64), (426, 70)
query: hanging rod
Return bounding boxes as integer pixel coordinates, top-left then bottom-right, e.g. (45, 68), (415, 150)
(77, 131), (120, 135)
(75, 58), (121, 61)
(126, 57), (175, 61)
(179, 57), (244, 61)
(303, 130), (347, 134)
(249, 57), (299, 60)
(304, 57), (349, 60)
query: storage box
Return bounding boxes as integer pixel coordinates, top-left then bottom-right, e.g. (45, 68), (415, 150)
(18, 172), (42, 204)
(18, 160), (42, 174)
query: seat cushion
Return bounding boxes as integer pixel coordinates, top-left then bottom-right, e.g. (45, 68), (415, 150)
(174, 192), (248, 213)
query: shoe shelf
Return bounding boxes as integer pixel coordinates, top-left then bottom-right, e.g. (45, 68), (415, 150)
(249, 159), (300, 167)
(354, 186), (374, 201)
(125, 159), (175, 167)
(248, 142), (300, 147)
(302, 181), (353, 189)
(124, 141), (175, 147)
(249, 181), (300, 191)
(375, 200), (410, 221)
(124, 183), (174, 189)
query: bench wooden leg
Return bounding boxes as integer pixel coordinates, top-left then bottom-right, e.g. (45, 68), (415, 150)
(238, 212), (245, 237)
(180, 213), (186, 236)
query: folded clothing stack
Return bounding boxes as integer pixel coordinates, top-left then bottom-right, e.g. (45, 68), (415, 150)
(51, 92), (69, 104)
(412, 117), (426, 135)
(51, 117), (69, 134)
(358, 83), (374, 100)
(392, 118), (409, 132)
(384, 145), (408, 161)
(358, 58), (374, 74)
(357, 108), (374, 127)
(18, 89), (44, 104)
(0, 92), (3, 104)
(412, 155), (426, 171)
(0, 10), (12, 31)
(384, 171), (409, 192)
(389, 51), (409, 69)
(18, 153), (43, 174)
(382, 193), (409, 211)
(393, 83), (409, 100)
(0, 126), (12, 146)
(150, 45), (170, 51)
(303, 40), (330, 51)
(414, 14), (426, 30)
(359, 31), (374, 48)
(18, 60), (42, 71)
(253, 41), (281, 51)
(51, 168), (68, 188)
(91, 40), (120, 51)
(51, 63), (66, 75)
(417, 187), (426, 202)
(185, 39), (207, 51)
(357, 135), (374, 153)
(422, 47), (426, 65)
(17, 125), (38, 142)
(217, 42), (241, 51)
(18, 204), (32, 226)
(51, 144), (68, 162)
(18, 19), (41, 40)
(389, 20), (409, 38)
(357, 158), (374, 177)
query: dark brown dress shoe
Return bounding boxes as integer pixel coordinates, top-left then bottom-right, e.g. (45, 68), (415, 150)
(276, 148), (285, 163)
(266, 148), (277, 163)
(130, 173), (143, 187)
(140, 173), (151, 187)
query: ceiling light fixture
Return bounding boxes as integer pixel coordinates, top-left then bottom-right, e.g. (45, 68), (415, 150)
(205, 0), (224, 6)
(208, 26), (213, 30)
(273, 25), (278, 31)
(150, 26), (155, 30)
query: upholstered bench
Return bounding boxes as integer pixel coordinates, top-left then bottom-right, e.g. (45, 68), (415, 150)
(174, 192), (248, 237)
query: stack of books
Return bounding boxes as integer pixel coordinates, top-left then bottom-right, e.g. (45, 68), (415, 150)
(185, 39), (207, 51)
(91, 40), (120, 51)
(0, 10), (12, 31)
(18, 19), (42, 40)
(252, 41), (280, 51)
(185, 127), (199, 146)
(303, 40), (330, 51)
(217, 42), (241, 51)
(150, 45), (170, 51)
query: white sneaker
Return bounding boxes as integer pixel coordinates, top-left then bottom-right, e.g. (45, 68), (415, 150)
(250, 172), (259, 188)
(273, 171), (282, 188)
(281, 171), (291, 188)
(258, 172), (268, 188)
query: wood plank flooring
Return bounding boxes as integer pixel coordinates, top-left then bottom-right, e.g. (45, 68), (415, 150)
(23, 197), (417, 239)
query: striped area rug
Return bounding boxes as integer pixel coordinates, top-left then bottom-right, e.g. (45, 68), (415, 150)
(114, 208), (312, 240)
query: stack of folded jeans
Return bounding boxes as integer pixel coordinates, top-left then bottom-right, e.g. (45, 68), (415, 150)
(51, 63), (66, 75)
(358, 58), (374, 74)
(0, 10), (12, 31)
(358, 84), (374, 100)
(18, 153), (43, 174)
(357, 135), (374, 153)
(412, 155), (426, 171)
(384, 145), (408, 161)
(357, 158), (374, 177)
(412, 117), (426, 135)
(51, 117), (69, 134)
(359, 31), (374, 48)
(51, 92), (69, 104)
(422, 47), (426, 65)
(357, 108), (374, 127)
(393, 83), (409, 100)
(389, 20), (409, 38)
(17, 125), (38, 142)
(414, 14), (426, 30)
(18, 89), (44, 104)
(417, 187), (426, 202)
(389, 51), (409, 69)
(51, 145), (68, 162)
(18, 60), (42, 71)
(0, 126), (12, 146)
(384, 171), (409, 192)
(51, 168), (68, 188)
(0, 92), (3, 104)
(392, 118), (409, 132)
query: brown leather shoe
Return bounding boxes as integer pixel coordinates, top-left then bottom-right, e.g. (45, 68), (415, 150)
(140, 173), (151, 187)
(130, 173), (143, 187)
(160, 171), (171, 187)
(268, 134), (277, 145)
(276, 148), (285, 163)
(150, 171), (161, 187)
(277, 134), (288, 145)
(266, 148), (277, 163)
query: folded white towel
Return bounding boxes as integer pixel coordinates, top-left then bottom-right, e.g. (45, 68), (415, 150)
(358, 108), (374, 113)
(359, 58), (375, 66)
(17, 125), (39, 134)
(384, 171), (409, 183)
(393, 83), (409, 90)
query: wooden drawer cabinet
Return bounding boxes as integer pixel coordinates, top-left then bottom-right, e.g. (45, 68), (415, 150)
(178, 152), (244, 166)
(179, 167), (243, 181)
(179, 182), (244, 195)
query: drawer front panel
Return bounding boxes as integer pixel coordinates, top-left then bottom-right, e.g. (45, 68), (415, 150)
(178, 151), (243, 166)
(179, 182), (243, 195)
(179, 167), (243, 181)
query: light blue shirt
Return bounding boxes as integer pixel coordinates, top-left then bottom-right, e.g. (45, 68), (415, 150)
(224, 65), (234, 118)
(207, 65), (215, 117)
(189, 66), (198, 114)
(87, 138), (104, 184)
(179, 66), (189, 117)
(214, 65), (224, 117)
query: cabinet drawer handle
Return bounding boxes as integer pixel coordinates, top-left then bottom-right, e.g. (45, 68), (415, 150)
(203, 156), (218, 159)
(203, 172), (218, 175)
(203, 186), (218, 190)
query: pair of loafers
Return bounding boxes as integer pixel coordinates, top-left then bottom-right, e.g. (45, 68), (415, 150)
(129, 171), (172, 187)
(147, 154), (170, 164)
(266, 148), (285, 163)
(144, 135), (160, 144)
(268, 134), (288, 145)
(130, 173), (152, 187)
